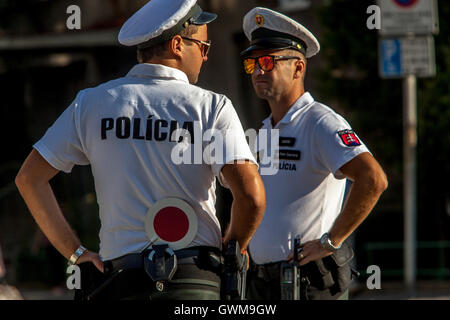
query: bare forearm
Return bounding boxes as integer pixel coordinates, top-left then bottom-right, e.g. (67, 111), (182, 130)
(16, 181), (80, 260)
(225, 198), (265, 250)
(329, 177), (387, 246)
(220, 162), (266, 251)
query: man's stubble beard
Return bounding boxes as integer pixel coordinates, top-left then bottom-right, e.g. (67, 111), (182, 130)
(254, 86), (275, 101)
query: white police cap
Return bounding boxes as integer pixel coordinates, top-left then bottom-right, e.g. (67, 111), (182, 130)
(241, 7), (320, 58)
(119, 0), (217, 49)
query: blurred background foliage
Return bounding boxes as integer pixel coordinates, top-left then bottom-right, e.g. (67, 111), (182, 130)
(316, 0), (450, 274)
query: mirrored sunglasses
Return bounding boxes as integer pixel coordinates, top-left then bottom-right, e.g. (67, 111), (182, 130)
(243, 55), (300, 75)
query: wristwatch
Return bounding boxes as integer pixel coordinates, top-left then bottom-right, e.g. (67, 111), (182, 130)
(68, 245), (87, 265)
(320, 233), (341, 252)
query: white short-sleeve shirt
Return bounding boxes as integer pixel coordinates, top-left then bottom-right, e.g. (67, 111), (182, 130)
(34, 63), (256, 261)
(249, 92), (370, 264)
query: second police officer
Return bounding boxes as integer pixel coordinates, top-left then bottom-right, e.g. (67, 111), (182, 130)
(241, 7), (388, 300)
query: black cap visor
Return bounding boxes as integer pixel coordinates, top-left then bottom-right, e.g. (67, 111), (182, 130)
(241, 43), (295, 57)
(240, 37), (306, 57)
(191, 11), (217, 25)
(241, 28), (307, 57)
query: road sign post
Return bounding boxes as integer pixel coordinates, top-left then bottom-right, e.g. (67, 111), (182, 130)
(403, 74), (417, 296)
(378, 0), (439, 297)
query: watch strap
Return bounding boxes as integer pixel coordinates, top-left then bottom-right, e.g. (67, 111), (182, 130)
(320, 233), (341, 251)
(68, 245), (87, 265)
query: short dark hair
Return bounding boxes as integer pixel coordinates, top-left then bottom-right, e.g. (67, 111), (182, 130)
(137, 24), (200, 63)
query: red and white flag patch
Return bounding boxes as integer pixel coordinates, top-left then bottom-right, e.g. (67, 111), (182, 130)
(338, 130), (361, 147)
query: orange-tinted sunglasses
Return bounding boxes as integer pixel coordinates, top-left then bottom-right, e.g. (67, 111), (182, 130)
(243, 55), (300, 75)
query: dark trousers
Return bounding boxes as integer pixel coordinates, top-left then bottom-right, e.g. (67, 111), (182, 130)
(75, 262), (221, 300)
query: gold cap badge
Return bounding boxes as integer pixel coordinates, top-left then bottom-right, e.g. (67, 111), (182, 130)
(255, 14), (264, 27)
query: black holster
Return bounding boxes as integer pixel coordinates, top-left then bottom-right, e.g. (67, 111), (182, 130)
(302, 241), (354, 296)
(221, 240), (247, 300)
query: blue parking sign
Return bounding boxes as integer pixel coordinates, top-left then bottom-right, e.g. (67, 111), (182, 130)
(380, 39), (402, 78)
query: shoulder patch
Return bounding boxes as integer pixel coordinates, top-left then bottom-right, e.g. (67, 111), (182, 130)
(338, 129), (361, 147)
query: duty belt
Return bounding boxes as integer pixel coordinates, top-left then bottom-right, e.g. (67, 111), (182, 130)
(104, 246), (223, 275)
(86, 246), (223, 300)
(252, 241), (357, 299)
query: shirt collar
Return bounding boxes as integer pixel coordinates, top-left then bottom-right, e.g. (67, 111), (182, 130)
(261, 92), (315, 128)
(126, 63), (189, 83)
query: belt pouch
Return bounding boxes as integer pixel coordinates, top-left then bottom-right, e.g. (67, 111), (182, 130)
(194, 248), (223, 275)
(325, 242), (354, 292)
(313, 259), (335, 290)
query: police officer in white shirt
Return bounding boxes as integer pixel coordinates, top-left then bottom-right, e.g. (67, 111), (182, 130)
(241, 7), (388, 300)
(15, 0), (265, 300)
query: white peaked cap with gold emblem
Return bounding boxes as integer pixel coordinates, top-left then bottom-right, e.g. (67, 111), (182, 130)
(241, 7), (320, 58)
(119, 0), (217, 49)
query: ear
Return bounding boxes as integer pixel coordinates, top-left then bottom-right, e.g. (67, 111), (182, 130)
(170, 35), (183, 59)
(293, 59), (306, 79)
